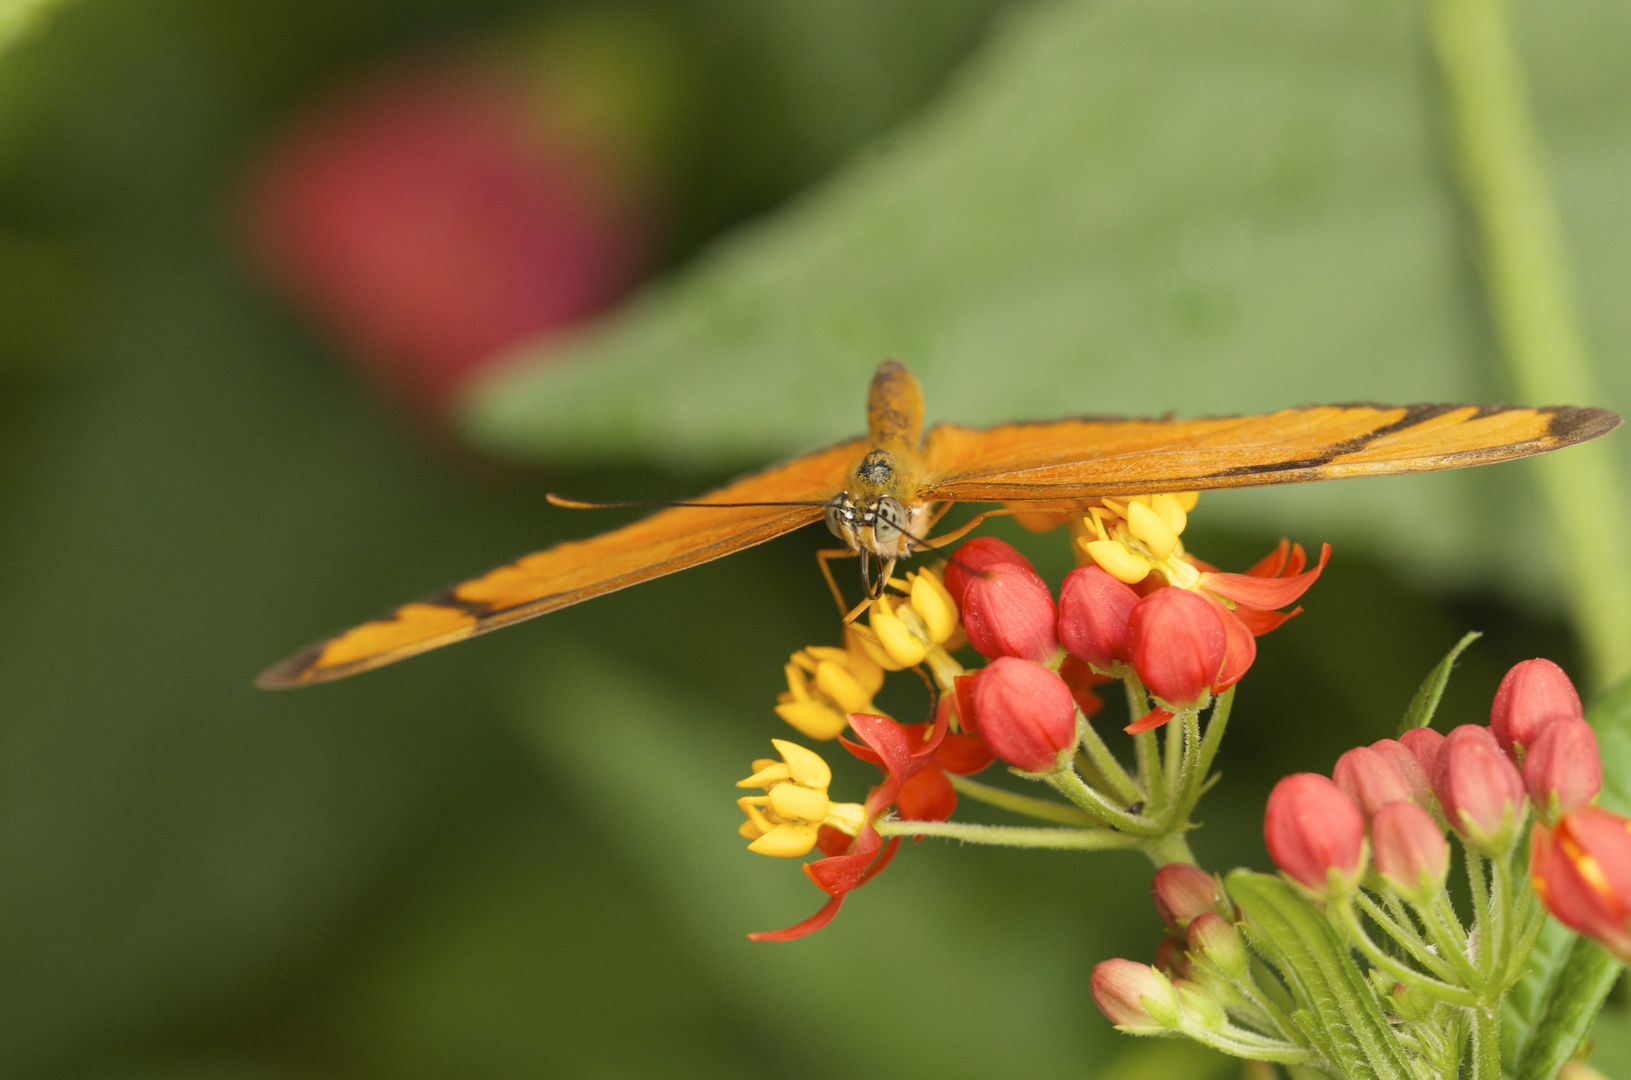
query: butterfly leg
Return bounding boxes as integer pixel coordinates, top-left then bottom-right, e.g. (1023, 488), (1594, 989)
(815, 547), (858, 616)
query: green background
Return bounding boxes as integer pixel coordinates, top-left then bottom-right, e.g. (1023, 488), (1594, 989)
(0, 0), (1623, 1077)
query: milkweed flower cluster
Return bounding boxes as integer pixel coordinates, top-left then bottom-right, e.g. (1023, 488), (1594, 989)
(729, 494), (1628, 1077)
(736, 494), (1326, 939)
(1091, 655), (1631, 1076)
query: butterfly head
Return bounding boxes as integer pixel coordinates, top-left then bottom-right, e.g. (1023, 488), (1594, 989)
(825, 490), (930, 599)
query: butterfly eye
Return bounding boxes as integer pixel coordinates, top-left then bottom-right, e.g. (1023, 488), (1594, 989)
(824, 497), (851, 540)
(872, 497), (906, 546)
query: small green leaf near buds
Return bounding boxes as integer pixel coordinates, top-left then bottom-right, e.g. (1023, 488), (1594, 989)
(1186, 912), (1248, 980)
(1174, 978), (1227, 1031)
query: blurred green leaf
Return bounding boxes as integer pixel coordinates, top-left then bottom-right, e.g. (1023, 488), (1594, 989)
(0, 0), (61, 56)
(504, 636), (1147, 1079)
(1397, 631), (1481, 735)
(465, 0), (1631, 608)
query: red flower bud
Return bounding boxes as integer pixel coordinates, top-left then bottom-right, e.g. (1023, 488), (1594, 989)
(1152, 862), (1226, 932)
(942, 537), (1033, 607)
(1058, 565), (1139, 670)
(1399, 727), (1447, 783)
(1371, 800), (1449, 902)
(1530, 808), (1631, 962)
(969, 657), (1077, 773)
(1368, 737), (1434, 809)
(1264, 773), (1366, 893)
(1186, 912), (1248, 979)
(1333, 745), (1415, 820)
(1128, 588), (1226, 708)
(1091, 959), (1181, 1033)
(949, 542), (1059, 662)
(1490, 658), (1583, 759)
(1435, 725), (1525, 851)
(1523, 716), (1602, 819)
(1153, 936), (1188, 977)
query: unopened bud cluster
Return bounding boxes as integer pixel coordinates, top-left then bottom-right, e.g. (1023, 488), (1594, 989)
(1095, 655), (1630, 1073)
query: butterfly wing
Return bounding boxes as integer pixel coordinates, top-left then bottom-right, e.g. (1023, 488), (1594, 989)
(918, 404), (1621, 502)
(257, 438), (866, 688)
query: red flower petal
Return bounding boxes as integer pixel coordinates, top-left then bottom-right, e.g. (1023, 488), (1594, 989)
(1245, 539), (1294, 578)
(1231, 604), (1301, 637)
(1210, 599), (1258, 690)
(1126, 707), (1175, 734)
(748, 894), (846, 941)
(936, 731), (997, 775)
(897, 765), (958, 823)
(1203, 543), (1330, 610)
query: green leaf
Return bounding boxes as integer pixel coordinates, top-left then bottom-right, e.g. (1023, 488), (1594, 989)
(1513, 937), (1623, 1080)
(1593, 674), (1631, 816)
(1226, 871), (1415, 1080)
(461, 0), (1631, 609)
(1397, 631), (1481, 735)
(1503, 675), (1631, 1075)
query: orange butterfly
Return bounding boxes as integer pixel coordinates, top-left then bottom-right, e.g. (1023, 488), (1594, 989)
(258, 360), (1620, 688)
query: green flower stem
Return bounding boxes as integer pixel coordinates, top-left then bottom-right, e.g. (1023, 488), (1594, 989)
(1218, 972), (1307, 1048)
(1379, 891), (1434, 954)
(1500, 890), (1548, 988)
(1125, 678), (1165, 814)
(1332, 901), (1482, 1006)
(1417, 894), (1489, 991)
(1075, 714), (1142, 806)
(1170, 711), (1207, 823)
(1355, 892), (1463, 984)
(1473, 1005), (1502, 1080)
(1141, 829), (1195, 867)
(872, 817), (1143, 850)
(944, 773), (1101, 826)
(1044, 767), (1164, 836)
(1194, 687), (1234, 794)
(1162, 711), (1186, 799)
(1174, 1021), (1313, 1065)
(1488, 851), (1515, 982)
(1465, 845), (1492, 969)
(1431, 0), (1631, 688)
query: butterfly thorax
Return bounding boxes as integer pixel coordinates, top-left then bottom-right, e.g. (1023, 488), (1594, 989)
(823, 361), (933, 594)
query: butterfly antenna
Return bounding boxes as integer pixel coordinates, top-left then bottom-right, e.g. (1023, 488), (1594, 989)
(547, 494), (832, 510)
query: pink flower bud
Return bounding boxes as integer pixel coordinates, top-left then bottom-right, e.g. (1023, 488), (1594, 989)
(969, 657), (1077, 773)
(1128, 587), (1226, 708)
(1399, 727), (1446, 783)
(1435, 725), (1526, 851)
(1333, 745), (1415, 820)
(1186, 912), (1248, 979)
(1264, 773), (1366, 893)
(1369, 737), (1434, 809)
(1491, 658), (1583, 759)
(948, 541), (1058, 662)
(1530, 808), (1631, 963)
(1152, 863), (1226, 932)
(1523, 716), (1602, 819)
(1058, 565), (1139, 670)
(1091, 959), (1181, 1033)
(1371, 800), (1449, 903)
